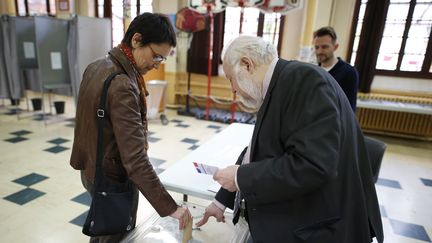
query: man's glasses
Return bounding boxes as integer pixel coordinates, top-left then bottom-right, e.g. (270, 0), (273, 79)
(149, 45), (168, 63)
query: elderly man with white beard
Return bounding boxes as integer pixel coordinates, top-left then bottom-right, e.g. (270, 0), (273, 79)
(195, 36), (383, 243)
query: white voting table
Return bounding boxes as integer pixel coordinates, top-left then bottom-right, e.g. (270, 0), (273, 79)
(159, 123), (254, 201)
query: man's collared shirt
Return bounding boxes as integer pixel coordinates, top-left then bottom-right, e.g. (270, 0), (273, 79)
(213, 57), (279, 212)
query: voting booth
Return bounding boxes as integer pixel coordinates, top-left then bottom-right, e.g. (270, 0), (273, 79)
(0, 15), (111, 121)
(0, 15), (29, 102)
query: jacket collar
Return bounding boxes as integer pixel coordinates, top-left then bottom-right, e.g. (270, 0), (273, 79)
(250, 59), (290, 159)
(108, 47), (138, 79)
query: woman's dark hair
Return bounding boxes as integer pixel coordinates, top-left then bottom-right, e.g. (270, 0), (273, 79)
(122, 12), (176, 47)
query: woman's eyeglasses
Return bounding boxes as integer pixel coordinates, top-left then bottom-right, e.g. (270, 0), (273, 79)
(149, 45), (168, 63)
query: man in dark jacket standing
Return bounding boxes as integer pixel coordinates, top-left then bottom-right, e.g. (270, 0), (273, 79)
(313, 26), (359, 112)
(196, 36), (383, 243)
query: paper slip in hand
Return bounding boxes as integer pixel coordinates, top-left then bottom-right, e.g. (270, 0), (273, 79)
(193, 162), (219, 175)
(182, 218), (192, 243)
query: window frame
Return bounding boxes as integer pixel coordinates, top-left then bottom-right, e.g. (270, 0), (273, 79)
(222, 6), (285, 55)
(348, 0), (432, 80)
(15, 0), (54, 16)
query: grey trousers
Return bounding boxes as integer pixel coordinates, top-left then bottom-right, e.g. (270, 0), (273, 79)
(81, 171), (139, 243)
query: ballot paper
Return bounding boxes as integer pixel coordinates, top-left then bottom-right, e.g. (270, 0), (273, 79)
(183, 218), (192, 243)
(193, 162), (219, 175)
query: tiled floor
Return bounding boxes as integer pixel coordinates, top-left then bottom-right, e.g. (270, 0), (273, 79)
(0, 96), (431, 242)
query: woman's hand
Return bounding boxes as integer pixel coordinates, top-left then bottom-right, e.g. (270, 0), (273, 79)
(170, 206), (192, 230)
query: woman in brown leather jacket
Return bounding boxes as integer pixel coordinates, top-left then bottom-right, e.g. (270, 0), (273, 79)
(70, 12), (191, 242)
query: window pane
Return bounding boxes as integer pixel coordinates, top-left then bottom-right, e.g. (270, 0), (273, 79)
(49, 0), (56, 15)
(352, 37), (360, 52)
(98, 5), (104, 18)
(242, 7), (259, 35)
(412, 2), (432, 22)
(376, 1), (410, 70)
(400, 2), (432, 71)
(17, 0), (26, 15)
(358, 3), (367, 20)
(382, 23), (406, 38)
(112, 1), (124, 47)
(224, 7), (241, 46)
(376, 53), (398, 70)
(224, 6), (281, 49)
(28, 0), (47, 15)
(350, 52), (357, 66)
(380, 36), (403, 54)
(404, 36), (429, 54)
(386, 4), (410, 23)
(350, 1), (367, 64)
(140, 0), (153, 13)
(401, 54), (424, 71)
(263, 13), (280, 46)
(131, 0), (137, 19)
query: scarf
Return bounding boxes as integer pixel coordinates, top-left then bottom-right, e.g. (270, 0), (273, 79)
(118, 43), (150, 137)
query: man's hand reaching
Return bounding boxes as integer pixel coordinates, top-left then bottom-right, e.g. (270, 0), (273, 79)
(195, 202), (225, 227)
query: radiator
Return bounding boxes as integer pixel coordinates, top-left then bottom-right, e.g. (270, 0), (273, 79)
(356, 108), (432, 140)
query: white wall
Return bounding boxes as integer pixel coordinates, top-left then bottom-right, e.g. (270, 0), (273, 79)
(280, 8), (304, 60)
(372, 76), (432, 95)
(330, 0), (357, 60)
(153, 0), (180, 73)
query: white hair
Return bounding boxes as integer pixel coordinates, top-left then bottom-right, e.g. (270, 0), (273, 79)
(222, 35), (278, 67)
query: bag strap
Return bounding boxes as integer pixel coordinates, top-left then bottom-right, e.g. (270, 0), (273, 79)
(94, 71), (123, 190)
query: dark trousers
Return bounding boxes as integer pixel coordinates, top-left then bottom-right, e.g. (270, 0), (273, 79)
(81, 171), (139, 243)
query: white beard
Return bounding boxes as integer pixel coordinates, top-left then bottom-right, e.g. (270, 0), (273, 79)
(234, 66), (263, 113)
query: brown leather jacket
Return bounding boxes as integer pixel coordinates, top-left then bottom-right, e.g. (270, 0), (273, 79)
(70, 47), (177, 217)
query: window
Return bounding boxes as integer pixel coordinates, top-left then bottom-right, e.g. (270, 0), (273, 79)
(399, 1), (431, 71)
(27, 0), (47, 15)
(131, 0), (152, 19)
(15, 0), (56, 16)
(96, 0), (153, 47)
(261, 12), (282, 49)
(349, 0), (368, 66)
(223, 6), (284, 53)
(96, 0), (104, 17)
(16, 0), (27, 16)
(111, 0), (124, 47)
(350, 0), (432, 79)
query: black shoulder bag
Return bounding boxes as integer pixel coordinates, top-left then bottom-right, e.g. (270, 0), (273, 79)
(82, 71), (136, 236)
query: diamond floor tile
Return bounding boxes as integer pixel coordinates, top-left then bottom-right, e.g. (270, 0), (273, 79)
(390, 219), (431, 242)
(4, 137), (28, 143)
(149, 157), (166, 168)
(3, 188), (46, 205)
(70, 211), (88, 227)
(420, 178), (432, 187)
(71, 192), (91, 206)
(10, 130), (32, 136)
(181, 138), (199, 144)
(47, 138), (69, 145)
(44, 145), (69, 154)
(154, 168), (165, 175)
(148, 137), (161, 143)
(376, 178), (402, 189)
(189, 144), (199, 150)
(207, 125), (222, 129)
(13, 173), (48, 187)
